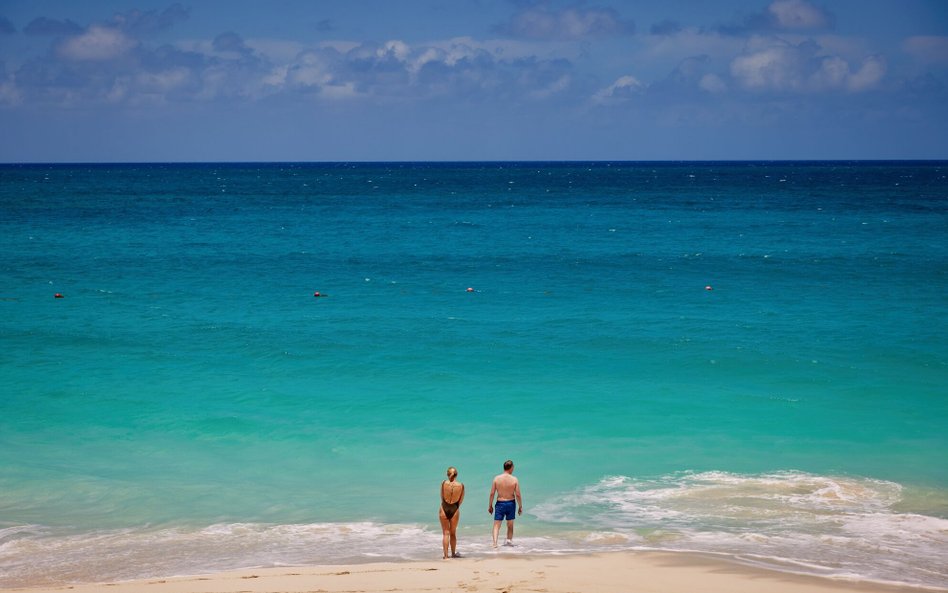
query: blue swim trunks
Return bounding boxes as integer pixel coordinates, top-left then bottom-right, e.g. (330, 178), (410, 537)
(494, 499), (517, 521)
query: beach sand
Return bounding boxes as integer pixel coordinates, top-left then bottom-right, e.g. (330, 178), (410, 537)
(5, 551), (937, 593)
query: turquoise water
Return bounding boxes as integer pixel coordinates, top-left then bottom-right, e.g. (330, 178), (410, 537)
(1, 162), (946, 588)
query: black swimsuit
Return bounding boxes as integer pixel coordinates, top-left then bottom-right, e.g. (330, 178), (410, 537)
(441, 481), (463, 519)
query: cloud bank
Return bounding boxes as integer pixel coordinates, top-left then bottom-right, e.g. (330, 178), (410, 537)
(1, 0), (945, 161)
(730, 38), (885, 92)
(2, 0), (903, 111)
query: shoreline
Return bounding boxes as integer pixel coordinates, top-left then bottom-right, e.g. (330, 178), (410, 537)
(4, 550), (942, 593)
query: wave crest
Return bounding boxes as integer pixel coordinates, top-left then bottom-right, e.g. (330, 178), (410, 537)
(532, 471), (947, 588)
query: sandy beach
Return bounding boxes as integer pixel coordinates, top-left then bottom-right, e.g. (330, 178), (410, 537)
(5, 551), (938, 593)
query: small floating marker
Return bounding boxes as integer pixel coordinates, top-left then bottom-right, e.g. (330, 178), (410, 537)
(313, 291), (327, 298)
(54, 293), (64, 298)
(466, 287), (475, 293)
(705, 285), (713, 291)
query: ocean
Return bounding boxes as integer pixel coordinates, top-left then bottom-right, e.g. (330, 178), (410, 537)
(1, 161), (946, 589)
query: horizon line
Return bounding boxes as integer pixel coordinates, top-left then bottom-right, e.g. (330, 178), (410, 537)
(3, 158), (947, 166)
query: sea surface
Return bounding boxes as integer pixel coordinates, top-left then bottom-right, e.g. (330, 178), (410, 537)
(1, 161), (946, 589)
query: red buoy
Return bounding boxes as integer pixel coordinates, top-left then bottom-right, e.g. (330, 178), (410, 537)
(466, 287), (475, 292)
(54, 293), (64, 298)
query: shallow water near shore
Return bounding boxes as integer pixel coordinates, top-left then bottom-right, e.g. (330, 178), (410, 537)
(1, 161), (946, 588)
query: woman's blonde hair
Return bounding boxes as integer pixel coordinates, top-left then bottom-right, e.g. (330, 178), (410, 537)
(446, 466), (458, 478)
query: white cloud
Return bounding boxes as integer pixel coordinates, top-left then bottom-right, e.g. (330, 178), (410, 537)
(406, 41), (485, 79)
(378, 40), (411, 61)
(411, 47), (444, 73)
(559, 7), (629, 38)
(810, 55), (848, 88)
(730, 38), (885, 93)
(319, 81), (361, 100)
(809, 34), (872, 61)
(8, 3), (894, 114)
(902, 36), (948, 64)
(730, 45), (802, 90)
(260, 65), (288, 88)
(58, 25), (136, 61)
(136, 67), (191, 93)
(846, 55), (885, 91)
(699, 73), (727, 93)
(592, 75), (646, 104)
(768, 0), (831, 30)
(717, 0), (833, 35)
(196, 66), (229, 101)
(0, 78), (21, 105)
(287, 51), (334, 88)
(641, 28), (745, 65)
(529, 73), (571, 99)
(418, 36), (570, 65)
(240, 37), (576, 105)
(441, 40), (482, 67)
(105, 77), (128, 103)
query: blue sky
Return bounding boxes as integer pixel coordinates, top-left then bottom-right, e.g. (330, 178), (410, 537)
(1, 0), (947, 161)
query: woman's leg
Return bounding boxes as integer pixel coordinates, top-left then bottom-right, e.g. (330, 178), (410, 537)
(438, 510), (451, 559)
(449, 511), (460, 556)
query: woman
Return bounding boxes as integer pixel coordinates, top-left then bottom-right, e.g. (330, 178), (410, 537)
(439, 466), (465, 559)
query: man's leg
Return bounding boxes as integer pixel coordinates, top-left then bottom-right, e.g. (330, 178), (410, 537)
(492, 520), (502, 547)
(505, 519), (514, 544)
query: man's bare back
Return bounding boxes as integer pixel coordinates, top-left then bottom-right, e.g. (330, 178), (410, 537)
(492, 473), (519, 500)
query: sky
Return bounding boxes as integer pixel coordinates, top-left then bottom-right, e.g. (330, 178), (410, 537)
(1, 0), (947, 162)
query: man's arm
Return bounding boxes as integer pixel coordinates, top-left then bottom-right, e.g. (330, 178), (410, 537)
(515, 480), (523, 515)
(488, 478), (497, 513)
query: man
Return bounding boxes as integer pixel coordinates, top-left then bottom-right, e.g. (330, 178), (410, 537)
(487, 459), (523, 547)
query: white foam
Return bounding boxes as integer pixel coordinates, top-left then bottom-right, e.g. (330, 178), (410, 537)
(531, 471), (948, 589)
(3, 472), (946, 589)
(0, 521), (441, 588)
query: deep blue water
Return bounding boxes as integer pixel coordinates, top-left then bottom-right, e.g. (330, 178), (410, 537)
(1, 162), (946, 588)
